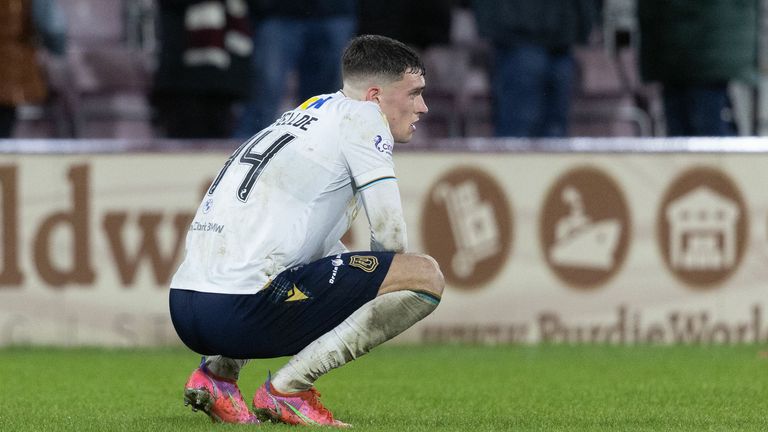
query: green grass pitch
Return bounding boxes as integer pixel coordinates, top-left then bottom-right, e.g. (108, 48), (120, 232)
(1, 345), (766, 431)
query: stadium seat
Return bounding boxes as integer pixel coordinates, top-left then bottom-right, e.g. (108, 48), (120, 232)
(420, 46), (467, 138)
(568, 1), (663, 137)
(421, 7), (494, 139)
(51, 0), (155, 138)
(12, 53), (77, 138)
(60, 0), (125, 47)
(66, 47), (153, 138)
(569, 45), (655, 137)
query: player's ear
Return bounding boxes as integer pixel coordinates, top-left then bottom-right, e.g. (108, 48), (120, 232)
(364, 86), (382, 104)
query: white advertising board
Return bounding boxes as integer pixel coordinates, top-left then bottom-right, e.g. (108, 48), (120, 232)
(0, 147), (766, 346)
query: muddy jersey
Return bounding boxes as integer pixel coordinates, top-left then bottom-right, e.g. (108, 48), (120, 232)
(170, 91), (400, 294)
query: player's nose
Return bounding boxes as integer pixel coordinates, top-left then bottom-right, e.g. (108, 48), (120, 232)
(416, 95), (428, 114)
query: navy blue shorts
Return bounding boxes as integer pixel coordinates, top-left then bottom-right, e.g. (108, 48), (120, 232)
(169, 252), (395, 359)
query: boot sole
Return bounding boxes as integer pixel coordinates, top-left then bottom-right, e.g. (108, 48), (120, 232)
(184, 388), (222, 423)
(253, 406), (281, 424)
(253, 404), (350, 428)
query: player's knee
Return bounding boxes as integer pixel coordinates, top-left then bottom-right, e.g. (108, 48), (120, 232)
(380, 253), (444, 298)
(413, 254), (444, 299)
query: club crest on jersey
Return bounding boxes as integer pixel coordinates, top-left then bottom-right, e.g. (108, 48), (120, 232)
(373, 135), (393, 155)
(348, 255), (379, 273)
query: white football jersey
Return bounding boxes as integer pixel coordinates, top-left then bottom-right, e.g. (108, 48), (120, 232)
(170, 91), (400, 294)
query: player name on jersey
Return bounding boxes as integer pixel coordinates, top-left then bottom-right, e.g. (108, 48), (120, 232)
(273, 111), (319, 131)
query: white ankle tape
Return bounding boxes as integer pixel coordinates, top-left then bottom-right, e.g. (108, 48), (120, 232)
(339, 290), (439, 359)
(204, 356), (249, 380)
(271, 290), (440, 392)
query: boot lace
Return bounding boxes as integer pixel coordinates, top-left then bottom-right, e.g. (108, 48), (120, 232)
(306, 388), (334, 421)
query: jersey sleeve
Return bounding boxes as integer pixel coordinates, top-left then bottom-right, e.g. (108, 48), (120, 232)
(340, 103), (396, 190)
(324, 240), (350, 257)
(360, 180), (407, 252)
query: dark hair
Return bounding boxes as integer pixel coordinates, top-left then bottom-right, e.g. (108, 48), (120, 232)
(342, 35), (425, 84)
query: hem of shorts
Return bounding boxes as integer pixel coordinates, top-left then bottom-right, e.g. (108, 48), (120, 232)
(169, 285), (266, 295)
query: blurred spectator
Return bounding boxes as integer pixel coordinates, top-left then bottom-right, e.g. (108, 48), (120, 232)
(151, 0), (252, 139)
(472, 0), (599, 137)
(638, 0), (757, 136)
(357, 0), (453, 50)
(231, 0), (356, 139)
(0, 0), (67, 138)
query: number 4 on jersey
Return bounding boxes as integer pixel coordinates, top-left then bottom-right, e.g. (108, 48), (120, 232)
(207, 130), (296, 203)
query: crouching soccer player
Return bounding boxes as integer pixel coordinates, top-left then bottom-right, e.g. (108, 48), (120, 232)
(168, 34), (443, 427)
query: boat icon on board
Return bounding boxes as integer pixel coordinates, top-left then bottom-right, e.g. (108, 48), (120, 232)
(549, 186), (621, 270)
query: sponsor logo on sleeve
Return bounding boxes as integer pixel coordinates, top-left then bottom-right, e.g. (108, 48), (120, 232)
(373, 135), (393, 155)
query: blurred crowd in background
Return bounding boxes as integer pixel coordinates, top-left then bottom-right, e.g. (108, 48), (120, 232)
(0, 0), (765, 142)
